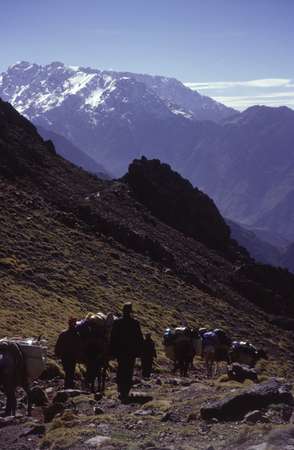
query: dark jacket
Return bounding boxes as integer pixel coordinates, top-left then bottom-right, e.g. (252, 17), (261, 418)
(110, 316), (144, 358)
(142, 339), (157, 360)
(55, 328), (80, 359)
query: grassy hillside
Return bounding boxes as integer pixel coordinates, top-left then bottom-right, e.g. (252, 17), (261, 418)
(0, 98), (294, 380)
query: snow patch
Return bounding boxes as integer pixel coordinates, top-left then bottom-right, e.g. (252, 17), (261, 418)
(8, 61), (22, 70)
(65, 72), (96, 95)
(23, 64), (34, 71)
(85, 88), (104, 108)
(11, 85), (29, 103)
(171, 107), (193, 119)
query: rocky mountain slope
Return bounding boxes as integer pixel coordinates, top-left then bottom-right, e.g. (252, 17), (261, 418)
(2, 99), (294, 449)
(1, 62), (293, 253)
(1, 97), (294, 340)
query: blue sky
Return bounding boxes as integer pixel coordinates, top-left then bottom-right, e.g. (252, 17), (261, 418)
(1, 0), (294, 110)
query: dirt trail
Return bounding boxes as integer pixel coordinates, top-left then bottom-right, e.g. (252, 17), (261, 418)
(0, 362), (292, 450)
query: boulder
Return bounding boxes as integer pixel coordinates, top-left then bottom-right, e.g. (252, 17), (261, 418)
(247, 444), (267, 450)
(84, 435), (111, 448)
(94, 406), (104, 415)
(227, 363), (258, 383)
(53, 389), (88, 403)
(22, 424), (46, 436)
(160, 411), (179, 422)
(201, 378), (293, 421)
(246, 425), (294, 450)
(266, 425), (294, 449)
(0, 416), (15, 428)
(243, 410), (263, 424)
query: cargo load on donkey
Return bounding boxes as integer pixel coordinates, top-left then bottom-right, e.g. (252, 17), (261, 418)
(163, 327), (201, 376)
(0, 337), (47, 416)
(0, 336), (47, 381)
(75, 312), (116, 392)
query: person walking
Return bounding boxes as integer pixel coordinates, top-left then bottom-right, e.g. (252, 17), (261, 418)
(55, 318), (80, 389)
(141, 333), (157, 379)
(110, 303), (144, 401)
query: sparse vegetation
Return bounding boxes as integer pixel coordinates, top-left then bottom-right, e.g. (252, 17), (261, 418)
(1, 98), (294, 449)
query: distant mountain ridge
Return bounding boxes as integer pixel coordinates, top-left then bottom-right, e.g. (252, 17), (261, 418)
(1, 61), (294, 252)
(0, 61), (237, 175)
(37, 126), (110, 179)
(0, 61), (236, 123)
(227, 219), (282, 267)
(186, 105), (294, 242)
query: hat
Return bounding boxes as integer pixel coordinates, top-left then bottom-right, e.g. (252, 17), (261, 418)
(122, 302), (133, 313)
(68, 317), (77, 326)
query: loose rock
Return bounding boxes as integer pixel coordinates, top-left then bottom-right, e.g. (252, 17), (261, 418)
(0, 416), (15, 428)
(161, 411), (179, 422)
(22, 424), (46, 436)
(94, 406), (104, 415)
(227, 363), (258, 383)
(84, 435), (111, 448)
(243, 410), (263, 424)
(247, 425), (294, 450)
(53, 389), (88, 403)
(201, 378), (293, 421)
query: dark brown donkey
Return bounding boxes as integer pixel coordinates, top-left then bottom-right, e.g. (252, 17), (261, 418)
(0, 341), (31, 416)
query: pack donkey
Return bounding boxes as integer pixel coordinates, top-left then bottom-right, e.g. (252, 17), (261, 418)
(0, 341), (32, 416)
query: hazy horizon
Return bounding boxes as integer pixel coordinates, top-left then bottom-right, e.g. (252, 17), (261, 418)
(1, 0), (293, 110)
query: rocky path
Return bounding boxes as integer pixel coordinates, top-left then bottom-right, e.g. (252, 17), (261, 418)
(1, 366), (294, 450)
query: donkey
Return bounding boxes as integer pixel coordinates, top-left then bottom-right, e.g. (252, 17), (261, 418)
(0, 342), (31, 416)
(229, 341), (268, 368)
(77, 313), (115, 393)
(172, 328), (201, 377)
(202, 329), (232, 378)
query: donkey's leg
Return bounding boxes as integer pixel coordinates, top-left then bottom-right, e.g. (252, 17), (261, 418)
(5, 388), (16, 416)
(90, 362), (98, 393)
(97, 365), (105, 393)
(214, 361), (218, 377)
(183, 360), (188, 377)
(179, 361), (184, 377)
(205, 357), (210, 378)
(23, 383), (32, 416)
(207, 358), (213, 379)
(101, 366), (106, 393)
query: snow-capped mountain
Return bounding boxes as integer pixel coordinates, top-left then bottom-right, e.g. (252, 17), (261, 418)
(0, 61), (236, 174)
(0, 61), (235, 123)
